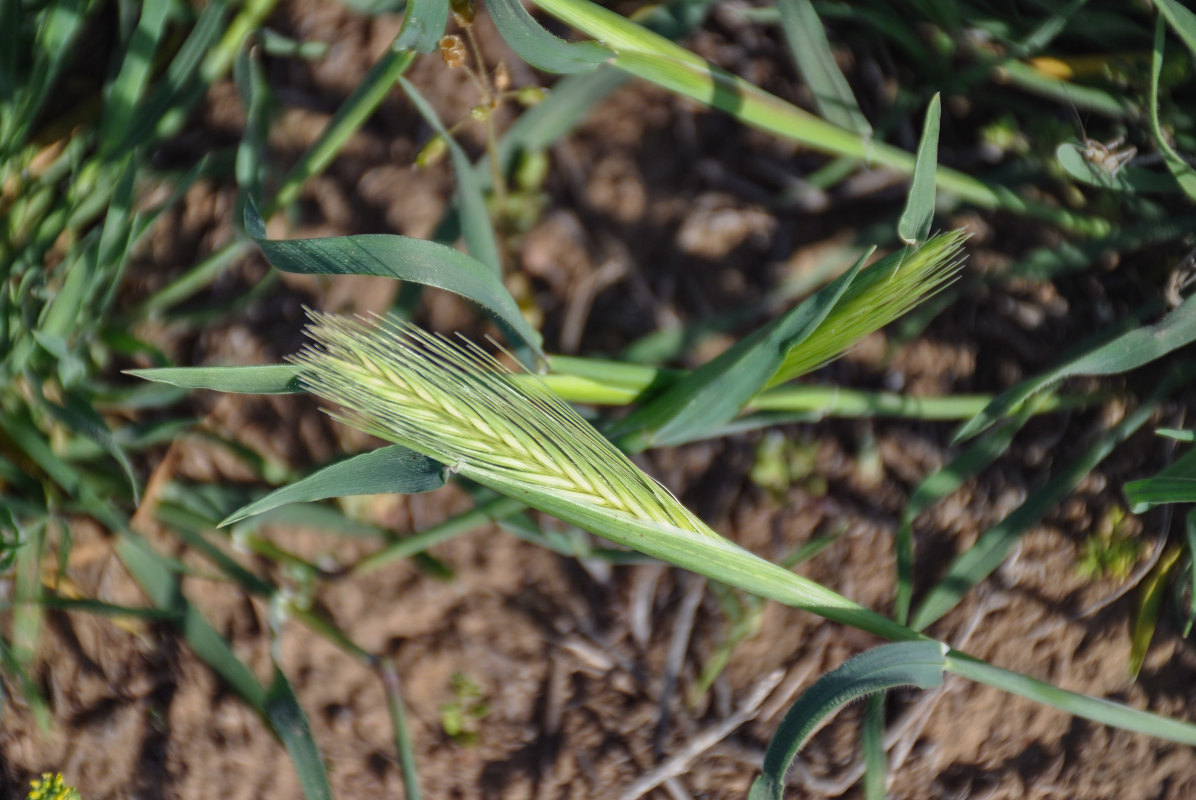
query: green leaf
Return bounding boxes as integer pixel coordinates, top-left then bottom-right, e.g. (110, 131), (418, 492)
(611, 248), (870, 449)
(1156, 0), (1196, 57)
(956, 294), (1196, 442)
(487, 0), (613, 73)
(127, 364), (304, 393)
(265, 665), (333, 800)
(395, 0), (449, 53)
(775, 0), (871, 137)
(98, 0), (173, 152)
(1124, 447), (1196, 512)
(401, 78), (502, 275)
(895, 404), (1036, 624)
(862, 694), (887, 800)
(898, 92), (940, 246)
(913, 366), (1191, 630)
(749, 642), (946, 800)
(243, 198), (544, 361)
(1150, 18), (1196, 202)
(1129, 545), (1183, 678)
(221, 446), (446, 526)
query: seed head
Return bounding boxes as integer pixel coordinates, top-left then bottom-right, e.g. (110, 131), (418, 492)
(292, 313), (715, 536)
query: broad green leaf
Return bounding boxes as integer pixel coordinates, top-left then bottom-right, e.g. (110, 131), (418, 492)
(265, 665), (333, 800)
(913, 367), (1190, 630)
(221, 446), (447, 526)
(395, 0), (449, 53)
(775, 0), (871, 137)
(898, 92), (940, 246)
(956, 293), (1196, 442)
(1124, 447), (1196, 512)
(401, 78), (502, 275)
(749, 642), (946, 800)
(611, 248), (870, 450)
(487, 0), (613, 74)
(243, 199), (544, 361)
(1150, 18), (1196, 202)
(127, 364), (304, 393)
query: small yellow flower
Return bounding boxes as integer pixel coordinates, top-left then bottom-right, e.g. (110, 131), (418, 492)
(26, 772), (81, 800)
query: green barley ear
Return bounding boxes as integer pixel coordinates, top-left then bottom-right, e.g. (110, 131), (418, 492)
(293, 312), (715, 536)
(292, 312), (933, 642)
(768, 229), (968, 387)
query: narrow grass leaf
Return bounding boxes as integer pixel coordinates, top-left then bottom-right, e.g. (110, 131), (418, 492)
(487, 0), (613, 74)
(395, 0), (449, 53)
(127, 364), (304, 394)
(862, 694), (887, 800)
(955, 294), (1196, 442)
(898, 93), (940, 246)
(1150, 18), (1196, 202)
(98, 0), (172, 152)
(221, 446), (446, 526)
(1124, 447), (1196, 512)
(914, 366), (1191, 630)
(1155, 0), (1196, 57)
(1185, 510), (1196, 637)
(381, 661), (422, 800)
(944, 653), (1196, 745)
(749, 642), (946, 800)
(115, 536), (267, 706)
(1129, 545), (1183, 678)
(611, 248), (870, 449)
(243, 199), (544, 361)
(265, 665), (333, 800)
(401, 78), (501, 275)
(775, 0), (871, 137)
(895, 405), (1036, 624)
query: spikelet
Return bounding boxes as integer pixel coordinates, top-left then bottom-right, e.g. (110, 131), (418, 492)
(292, 312), (715, 537)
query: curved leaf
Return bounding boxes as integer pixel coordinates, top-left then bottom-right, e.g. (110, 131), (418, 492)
(221, 446), (447, 526)
(243, 199), (543, 361)
(749, 642), (946, 800)
(775, 0), (871, 137)
(487, 0), (612, 74)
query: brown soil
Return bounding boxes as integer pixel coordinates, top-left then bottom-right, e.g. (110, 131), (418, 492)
(3, 2), (1196, 799)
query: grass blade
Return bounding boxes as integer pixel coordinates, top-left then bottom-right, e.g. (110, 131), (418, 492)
(401, 77), (502, 275)
(220, 446), (446, 526)
(862, 694), (887, 800)
(243, 199), (544, 361)
(1125, 447), (1196, 512)
(1128, 545), (1182, 678)
(265, 665), (333, 800)
(775, 0), (871, 137)
(749, 642), (946, 800)
(897, 93), (940, 246)
(913, 365), (1192, 630)
(487, 0), (612, 74)
(1150, 18), (1196, 202)
(127, 364), (304, 394)
(955, 294), (1196, 442)
(1155, 0), (1196, 56)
